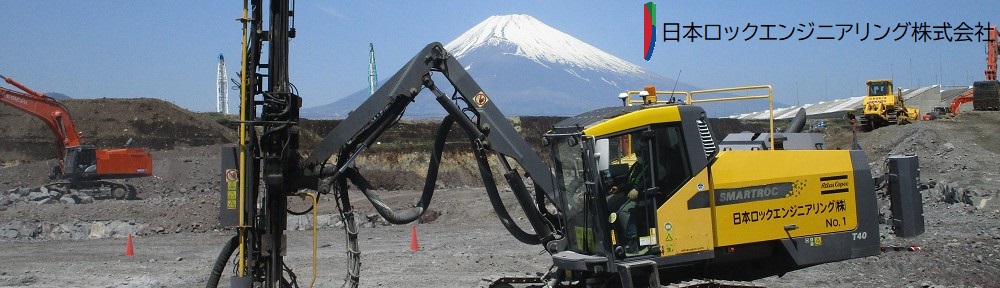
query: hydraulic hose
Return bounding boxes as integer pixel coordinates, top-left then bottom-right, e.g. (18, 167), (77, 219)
(473, 147), (542, 245)
(329, 177), (361, 288)
(344, 168), (425, 225)
(341, 114), (457, 225)
(339, 208), (360, 288)
(206, 234), (239, 288)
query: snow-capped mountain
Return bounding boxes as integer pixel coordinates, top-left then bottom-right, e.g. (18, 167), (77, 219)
(445, 14), (644, 76)
(303, 14), (761, 119)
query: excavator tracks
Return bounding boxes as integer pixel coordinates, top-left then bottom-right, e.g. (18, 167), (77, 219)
(42, 180), (137, 200)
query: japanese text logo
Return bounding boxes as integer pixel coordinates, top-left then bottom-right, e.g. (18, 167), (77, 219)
(643, 2), (656, 61)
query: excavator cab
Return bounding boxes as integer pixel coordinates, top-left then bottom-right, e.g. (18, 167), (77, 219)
(62, 145), (98, 179)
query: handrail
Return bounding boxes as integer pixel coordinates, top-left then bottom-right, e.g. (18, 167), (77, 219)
(620, 85), (775, 149)
(688, 85), (773, 149)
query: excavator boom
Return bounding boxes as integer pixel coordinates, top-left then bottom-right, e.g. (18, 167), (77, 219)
(986, 25), (997, 81)
(1, 75), (82, 158)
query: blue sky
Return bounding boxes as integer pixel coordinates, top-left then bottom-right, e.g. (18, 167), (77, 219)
(0, 1), (995, 114)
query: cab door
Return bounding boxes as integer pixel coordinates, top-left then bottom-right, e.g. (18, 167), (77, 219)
(599, 129), (658, 258)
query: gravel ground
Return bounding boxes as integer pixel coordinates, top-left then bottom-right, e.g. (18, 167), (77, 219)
(2, 111), (999, 287)
(0, 189), (551, 288)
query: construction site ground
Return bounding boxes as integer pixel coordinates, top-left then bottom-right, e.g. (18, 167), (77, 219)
(1, 99), (999, 287)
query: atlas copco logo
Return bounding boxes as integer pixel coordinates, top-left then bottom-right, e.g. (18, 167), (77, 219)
(643, 2), (656, 61)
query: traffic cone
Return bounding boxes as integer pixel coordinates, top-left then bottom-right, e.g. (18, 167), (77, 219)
(125, 233), (134, 257)
(409, 224), (420, 252)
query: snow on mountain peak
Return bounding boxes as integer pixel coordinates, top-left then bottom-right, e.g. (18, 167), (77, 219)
(444, 14), (645, 75)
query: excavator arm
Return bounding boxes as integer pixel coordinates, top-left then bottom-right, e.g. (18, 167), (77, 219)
(950, 90), (974, 114)
(0, 74), (82, 161)
(302, 42), (561, 245)
(986, 25), (997, 81)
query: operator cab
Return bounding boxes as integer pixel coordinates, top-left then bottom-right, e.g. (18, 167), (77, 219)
(63, 145), (98, 179)
(547, 104), (710, 271)
(867, 80), (892, 96)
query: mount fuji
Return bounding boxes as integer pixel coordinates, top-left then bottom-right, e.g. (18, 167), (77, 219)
(302, 14), (761, 119)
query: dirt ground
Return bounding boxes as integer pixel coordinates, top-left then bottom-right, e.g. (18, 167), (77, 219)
(1, 97), (999, 287)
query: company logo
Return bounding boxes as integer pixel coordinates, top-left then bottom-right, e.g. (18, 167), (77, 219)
(643, 2), (656, 61)
(715, 183), (793, 205)
(819, 175), (851, 194)
(4, 94), (28, 106)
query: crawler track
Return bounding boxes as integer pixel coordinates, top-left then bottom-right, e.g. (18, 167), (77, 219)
(483, 276), (765, 288)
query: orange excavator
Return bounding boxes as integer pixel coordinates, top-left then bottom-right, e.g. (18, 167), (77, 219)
(950, 25), (999, 114)
(0, 74), (152, 200)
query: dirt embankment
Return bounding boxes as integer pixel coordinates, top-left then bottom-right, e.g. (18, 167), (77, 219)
(0, 98), (236, 163)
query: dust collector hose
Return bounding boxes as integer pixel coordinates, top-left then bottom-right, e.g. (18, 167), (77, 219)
(786, 108), (807, 133)
(206, 234), (239, 288)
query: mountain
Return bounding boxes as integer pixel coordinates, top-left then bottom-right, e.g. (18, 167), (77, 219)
(302, 14), (770, 119)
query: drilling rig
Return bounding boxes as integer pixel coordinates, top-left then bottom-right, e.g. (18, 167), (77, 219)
(207, 2), (917, 287)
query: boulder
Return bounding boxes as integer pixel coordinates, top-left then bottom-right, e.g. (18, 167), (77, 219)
(78, 194), (94, 204)
(1, 229), (18, 239)
(32, 198), (55, 205)
(942, 142), (955, 152)
(27, 191), (49, 202)
(59, 196), (78, 205)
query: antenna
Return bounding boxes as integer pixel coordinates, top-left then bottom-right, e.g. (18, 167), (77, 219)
(216, 53), (229, 114)
(670, 69), (681, 103)
(369, 43), (378, 96)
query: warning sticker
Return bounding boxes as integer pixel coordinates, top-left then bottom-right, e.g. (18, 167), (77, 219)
(225, 169), (238, 182)
(473, 92), (489, 107)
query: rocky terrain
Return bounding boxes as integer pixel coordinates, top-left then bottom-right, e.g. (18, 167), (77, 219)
(0, 98), (998, 287)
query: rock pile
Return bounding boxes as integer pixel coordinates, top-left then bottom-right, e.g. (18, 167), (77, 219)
(2, 186), (96, 209)
(929, 180), (992, 209)
(0, 219), (145, 241)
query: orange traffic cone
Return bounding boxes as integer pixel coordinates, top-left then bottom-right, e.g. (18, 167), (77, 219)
(409, 224), (420, 252)
(125, 233), (134, 257)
